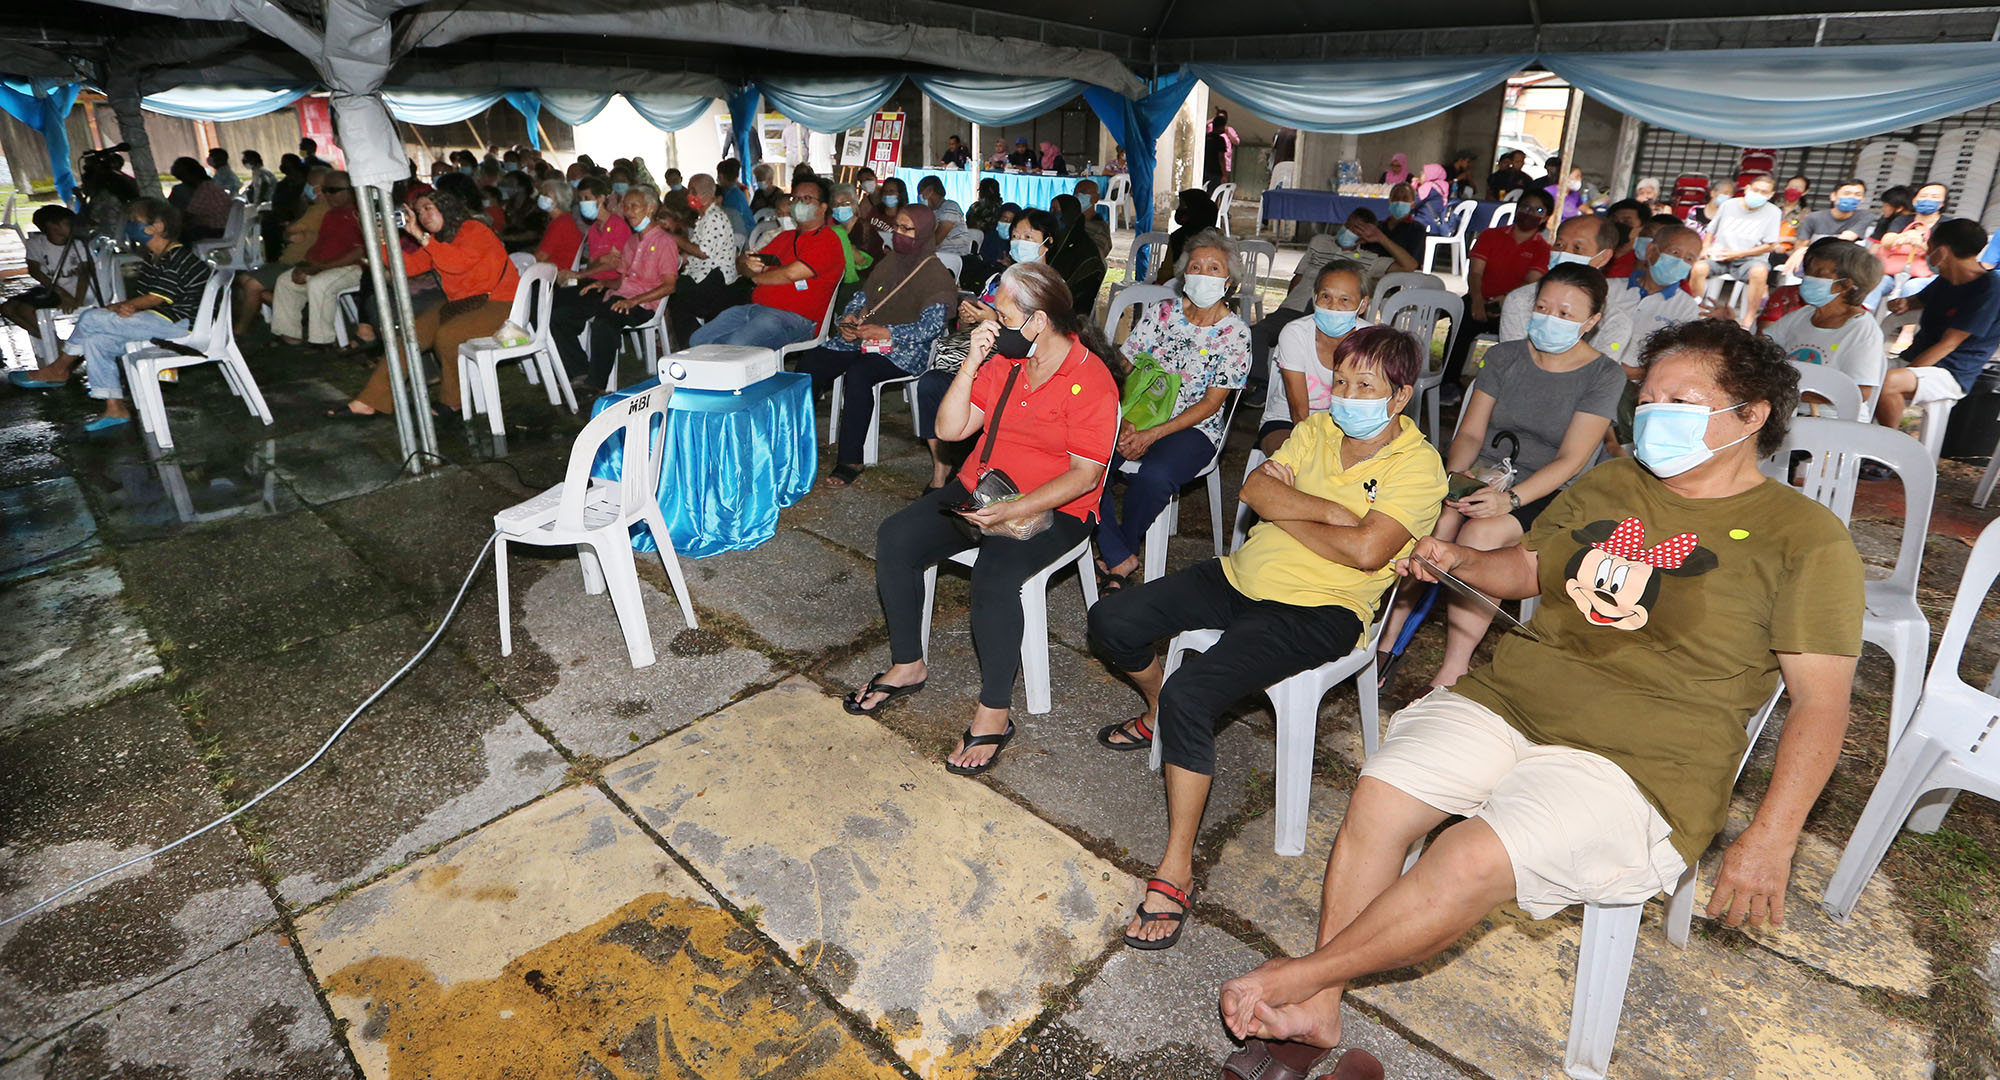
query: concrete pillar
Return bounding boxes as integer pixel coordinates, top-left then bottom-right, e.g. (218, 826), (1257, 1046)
(1609, 112), (1642, 200)
(102, 68), (163, 198)
(921, 93), (937, 168)
(1297, 131), (1337, 193)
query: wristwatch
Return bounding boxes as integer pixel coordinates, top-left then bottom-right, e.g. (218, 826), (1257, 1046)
(1507, 490), (1521, 510)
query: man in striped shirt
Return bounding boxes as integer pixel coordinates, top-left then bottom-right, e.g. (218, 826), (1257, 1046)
(8, 199), (212, 432)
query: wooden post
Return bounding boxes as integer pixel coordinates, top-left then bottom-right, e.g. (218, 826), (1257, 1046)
(1609, 111), (1642, 201)
(1553, 87), (1584, 239)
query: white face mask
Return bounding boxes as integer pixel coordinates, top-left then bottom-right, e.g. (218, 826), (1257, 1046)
(1182, 273), (1228, 308)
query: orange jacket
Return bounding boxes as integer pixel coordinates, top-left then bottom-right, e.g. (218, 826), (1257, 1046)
(405, 219), (518, 303)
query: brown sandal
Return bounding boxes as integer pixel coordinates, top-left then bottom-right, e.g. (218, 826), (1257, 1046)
(1220, 1038), (1330, 1080)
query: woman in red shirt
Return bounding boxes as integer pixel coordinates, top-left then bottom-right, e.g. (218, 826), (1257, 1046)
(1441, 188), (1554, 391)
(335, 190), (519, 418)
(846, 262), (1120, 775)
(533, 178), (585, 271)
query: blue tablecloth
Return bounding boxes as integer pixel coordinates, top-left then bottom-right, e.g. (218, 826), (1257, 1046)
(928, 170), (1089, 213)
(1260, 191), (1507, 236)
(589, 372), (816, 558)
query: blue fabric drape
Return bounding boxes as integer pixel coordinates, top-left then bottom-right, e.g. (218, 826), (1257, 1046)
(381, 88), (510, 125)
(0, 78), (81, 205)
(540, 90), (614, 126)
(727, 84), (761, 168)
(503, 90), (542, 149)
(141, 84), (311, 121)
(625, 92), (714, 134)
(913, 75), (1083, 126)
(1085, 71), (1196, 278)
(1544, 44), (2000, 147)
(755, 75), (902, 134)
(1190, 57), (1530, 134)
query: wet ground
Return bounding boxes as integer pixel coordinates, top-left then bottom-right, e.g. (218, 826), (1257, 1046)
(0, 239), (1988, 1080)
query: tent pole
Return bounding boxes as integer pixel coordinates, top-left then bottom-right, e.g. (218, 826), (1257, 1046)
(101, 67), (163, 199)
(356, 183), (421, 465)
(1554, 86), (1584, 240)
(1609, 112), (1642, 201)
(376, 186), (439, 463)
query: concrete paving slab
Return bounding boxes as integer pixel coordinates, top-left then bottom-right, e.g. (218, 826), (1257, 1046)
(603, 678), (1137, 1079)
(2, 931), (354, 1079)
(0, 478), (97, 582)
(688, 529), (882, 655)
(483, 560), (775, 760)
(193, 614), (568, 907)
(0, 563), (161, 736)
(264, 416), (417, 507)
(1210, 785), (1931, 1080)
(115, 511), (401, 664)
(783, 483), (913, 559)
(321, 468), (521, 601)
(0, 397), (65, 489)
(0, 693), (277, 1050)
(297, 784), (902, 1080)
(71, 439), (296, 542)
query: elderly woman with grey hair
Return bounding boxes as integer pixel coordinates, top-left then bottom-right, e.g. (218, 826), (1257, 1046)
(532, 177), (585, 271)
(1095, 228), (1252, 591)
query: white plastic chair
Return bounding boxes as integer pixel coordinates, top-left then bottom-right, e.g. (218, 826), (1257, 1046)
(1268, 162), (1296, 191)
(619, 301), (674, 387)
(1759, 417), (1936, 756)
(458, 263), (575, 436)
(508, 251), (536, 273)
(745, 219), (782, 254)
(1789, 361), (1866, 422)
(1237, 239), (1277, 323)
(1102, 283), (1179, 347)
(1375, 288), (1463, 441)
(1853, 139), (1920, 197)
(1112, 231), (1172, 302)
(1927, 127), (2000, 227)
(917, 535), (1099, 715)
(119, 268), (273, 451)
(1118, 387), (1243, 583)
(1823, 515), (2000, 921)
(1422, 201), (1477, 276)
(1212, 182), (1237, 238)
(492, 382), (696, 669)
(1153, 609), (1389, 856)
(0, 194), (24, 248)
(828, 336), (935, 465)
(1101, 173), (1133, 230)
(1485, 202), (1518, 232)
(1367, 271), (1447, 322)
(193, 201), (249, 267)
(935, 251), (963, 279)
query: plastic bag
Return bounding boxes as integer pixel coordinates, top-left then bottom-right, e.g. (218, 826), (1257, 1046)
(494, 320), (532, 347)
(1120, 351), (1181, 430)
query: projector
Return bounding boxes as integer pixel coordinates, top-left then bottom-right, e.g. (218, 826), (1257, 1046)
(657, 344), (780, 392)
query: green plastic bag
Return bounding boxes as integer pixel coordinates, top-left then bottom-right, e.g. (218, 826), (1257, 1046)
(1120, 351), (1181, 430)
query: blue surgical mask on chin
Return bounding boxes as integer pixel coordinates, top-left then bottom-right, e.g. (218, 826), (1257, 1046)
(1799, 276), (1841, 307)
(1327, 394), (1393, 439)
(1632, 401), (1750, 478)
(1312, 306), (1358, 337)
(1649, 252), (1691, 286)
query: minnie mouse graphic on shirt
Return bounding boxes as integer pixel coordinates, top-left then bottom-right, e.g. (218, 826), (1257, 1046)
(1561, 517), (1719, 631)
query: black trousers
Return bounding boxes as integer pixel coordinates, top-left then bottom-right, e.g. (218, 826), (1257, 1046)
(1087, 558), (1363, 775)
(550, 286), (653, 387)
(877, 484), (1093, 709)
(793, 345), (916, 466)
(1441, 312), (1496, 389)
(669, 271), (752, 348)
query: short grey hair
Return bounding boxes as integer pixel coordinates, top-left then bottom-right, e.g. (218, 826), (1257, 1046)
(537, 178), (575, 213)
(624, 183), (661, 210)
(1803, 236), (1884, 306)
(831, 182), (857, 202)
(1174, 228), (1245, 290)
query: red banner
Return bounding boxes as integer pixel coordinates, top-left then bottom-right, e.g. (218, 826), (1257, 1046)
(295, 97), (346, 169)
(867, 111), (904, 179)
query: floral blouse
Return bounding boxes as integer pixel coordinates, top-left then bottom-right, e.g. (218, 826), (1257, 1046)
(1120, 298), (1251, 447)
(817, 290), (949, 376)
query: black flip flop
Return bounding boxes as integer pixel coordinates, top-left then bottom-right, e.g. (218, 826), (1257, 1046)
(843, 673), (925, 715)
(1099, 569), (1133, 595)
(1124, 877), (1192, 951)
(326, 406), (382, 421)
(1097, 715), (1153, 751)
(944, 722), (1015, 776)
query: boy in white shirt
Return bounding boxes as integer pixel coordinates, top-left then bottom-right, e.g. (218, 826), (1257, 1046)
(2, 205), (90, 362)
(1766, 237), (1886, 416)
(1689, 173), (1782, 327)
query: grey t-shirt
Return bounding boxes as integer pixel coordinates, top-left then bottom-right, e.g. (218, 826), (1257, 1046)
(1797, 207), (1878, 248)
(1709, 198), (1781, 258)
(1473, 339), (1627, 480)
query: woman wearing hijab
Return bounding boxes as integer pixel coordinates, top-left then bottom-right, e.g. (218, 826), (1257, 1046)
(1039, 141), (1068, 175)
(1204, 110), (1240, 184)
(792, 202), (958, 485)
(1413, 163), (1453, 233)
(1047, 198), (1109, 318)
(1382, 152), (1411, 186)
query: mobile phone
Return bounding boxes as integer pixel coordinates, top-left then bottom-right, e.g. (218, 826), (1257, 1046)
(941, 500), (981, 514)
(751, 252), (780, 266)
(1446, 472), (1485, 501)
(394, 209), (406, 229)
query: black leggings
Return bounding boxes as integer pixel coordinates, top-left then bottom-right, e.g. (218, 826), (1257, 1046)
(1087, 558), (1363, 775)
(551, 286), (654, 387)
(793, 346), (917, 466)
(876, 483), (1093, 709)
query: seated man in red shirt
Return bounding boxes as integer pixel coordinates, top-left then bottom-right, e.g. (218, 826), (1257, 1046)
(1440, 188), (1555, 395)
(689, 176), (844, 350)
(269, 171), (365, 346)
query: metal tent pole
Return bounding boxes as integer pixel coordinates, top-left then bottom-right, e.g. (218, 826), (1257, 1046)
(375, 186), (438, 462)
(1554, 87), (1584, 241)
(355, 183), (421, 465)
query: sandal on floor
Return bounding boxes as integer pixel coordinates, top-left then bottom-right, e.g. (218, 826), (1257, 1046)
(943, 722), (1015, 776)
(1124, 877), (1191, 951)
(326, 406), (381, 421)
(1323, 1049), (1386, 1080)
(1220, 1038), (1330, 1080)
(1099, 569), (1133, 595)
(1096, 715), (1153, 751)
(842, 673), (925, 715)
(827, 463), (863, 486)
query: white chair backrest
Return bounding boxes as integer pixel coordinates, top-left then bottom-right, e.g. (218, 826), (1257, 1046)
(1376, 287), (1463, 378)
(0, 193), (19, 241)
(1269, 162), (1297, 190)
(1238, 238), (1277, 287)
(221, 199), (246, 241)
(1853, 139), (1920, 197)
(1924, 517), (2000, 707)
(1369, 272), (1447, 320)
(935, 251), (963, 279)
(1928, 128), (2000, 221)
(91, 235), (123, 302)
(1127, 230), (1170, 275)
(1103, 283), (1179, 344)
(1759, 417), (1935, 597)
(746, 220), (781, 253)
(1487, 203), (1517, 230)
(514, 262), (559, 336)
(1213, 182), (1236, 215)
(179, 267), (233, 354)
(509, 251), (536, 273)
(559, 383), (673, 531)
(1106, 174), (1131, 201)
(1789, 360), (1866, 422)
(1444, 199), (1476, 241)
(754, 207), (777, 223)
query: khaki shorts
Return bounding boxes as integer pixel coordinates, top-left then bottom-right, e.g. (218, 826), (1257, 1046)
(1907, 365), (1968, 407)
(1359, 689), (1687, 919)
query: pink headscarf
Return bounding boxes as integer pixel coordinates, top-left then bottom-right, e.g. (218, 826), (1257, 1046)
(1039, 141), (1061, 170)
(1416, 163), (1450, 202)
(1383, 153), (1410, 185)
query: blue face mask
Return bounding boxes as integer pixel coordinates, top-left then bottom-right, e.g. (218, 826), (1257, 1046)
(1527, 311), (1586, 353)
(459, 165), (474, 176)
(612, 182), (630, 196)
(1547, 251), (1594, 270)
(1743, 192), (1771, 209)
(303, 184), (316, 201)
(1914, 198), (1943, 215)
(1799, 275), (1841, 307)
(579, 200), (600, 221)
(632, 216), (652, 234)
(1387, 201), (1412, 219)
(1835, 196), (1862, 213)
(1632, 401), (1750, 478)
(1335, 227), (1359, 249)
(1010, 238), (1042, 264)
(882, 194), (900, 209)
(1633, 237), (1652, 261)
(124, 220), (153, 247)
(1327, 394), (1393, 439)
(1649, 252), (1691, 286)
(1312, 306), (1358, 337)
(832, 205), (855, 223)
(536, 194), (554, 212)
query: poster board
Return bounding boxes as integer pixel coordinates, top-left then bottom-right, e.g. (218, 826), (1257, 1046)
(867, 110), (905, 179)
(296, 96), (346, 169)
(838, 121), (868, 167)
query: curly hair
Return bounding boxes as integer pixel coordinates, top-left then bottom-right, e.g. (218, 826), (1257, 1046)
(1637, 318), (1797, 456)
(418, 189), (478, 243)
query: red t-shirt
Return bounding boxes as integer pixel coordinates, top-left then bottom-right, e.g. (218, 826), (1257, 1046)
(307, 205), (361, 264)
(1471, 227), (1552, 299)
(959, 338), (1120, 522)
(1604, 248), (1637, 281)
(538, 213), (585, 271)
(752, 225), (845, 324)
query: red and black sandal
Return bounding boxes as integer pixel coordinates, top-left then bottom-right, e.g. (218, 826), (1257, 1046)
(1097, 715), (1153, 751)
(1124, 877), (1192, 951)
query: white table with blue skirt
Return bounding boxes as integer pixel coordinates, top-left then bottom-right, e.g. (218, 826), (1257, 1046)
(929, 171), (1090, 213)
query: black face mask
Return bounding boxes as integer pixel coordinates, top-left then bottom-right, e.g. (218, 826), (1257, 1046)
(995, 315), (1039, 359)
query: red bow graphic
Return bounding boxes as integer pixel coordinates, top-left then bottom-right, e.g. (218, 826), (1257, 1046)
(1592, 517), (1700, 569)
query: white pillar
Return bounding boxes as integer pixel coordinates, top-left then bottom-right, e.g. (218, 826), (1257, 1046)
(921, 93), (938, 168)
(1609, 112), (1642, 200)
